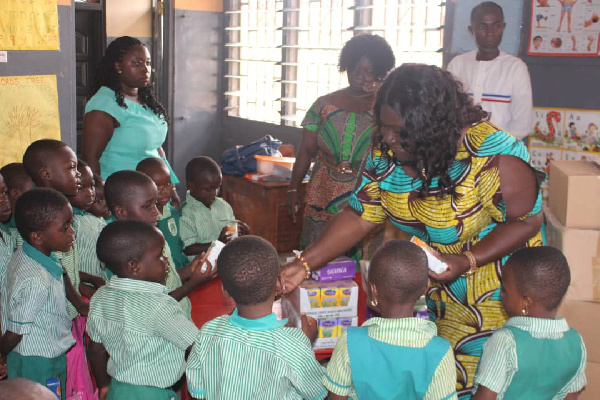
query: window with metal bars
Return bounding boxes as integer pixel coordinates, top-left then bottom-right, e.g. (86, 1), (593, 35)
(224, 0), (446, 127)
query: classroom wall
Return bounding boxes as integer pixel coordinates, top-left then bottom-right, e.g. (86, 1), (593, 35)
(105, 0), (152, 47)
(169, 0), (226, 184)
(0, 2), (77, 150)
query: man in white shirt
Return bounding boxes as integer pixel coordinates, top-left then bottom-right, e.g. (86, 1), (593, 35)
(447, 1), (533, 140)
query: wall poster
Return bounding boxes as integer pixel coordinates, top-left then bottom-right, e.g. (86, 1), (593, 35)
(0, 0), (60, 50)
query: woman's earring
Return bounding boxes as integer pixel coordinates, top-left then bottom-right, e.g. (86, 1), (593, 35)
(370, 298), (378, 307)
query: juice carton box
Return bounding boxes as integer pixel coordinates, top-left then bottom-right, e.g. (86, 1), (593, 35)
(318, 319), (339, 338)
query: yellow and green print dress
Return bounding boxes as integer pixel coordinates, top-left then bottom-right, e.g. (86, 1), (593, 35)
(348, 122), (545, 400)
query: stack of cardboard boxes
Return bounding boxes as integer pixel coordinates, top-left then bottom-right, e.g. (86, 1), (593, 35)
(546, 160), (600, 399)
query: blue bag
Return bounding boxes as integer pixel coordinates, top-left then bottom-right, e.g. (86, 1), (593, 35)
(220, 135), (282, 176)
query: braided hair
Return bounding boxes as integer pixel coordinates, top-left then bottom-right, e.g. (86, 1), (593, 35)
(90, 36), (168, 122)
(373, 64), (488, 197)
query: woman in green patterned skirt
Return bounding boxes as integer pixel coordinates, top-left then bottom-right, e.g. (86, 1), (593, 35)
(285, 34), (395, 258)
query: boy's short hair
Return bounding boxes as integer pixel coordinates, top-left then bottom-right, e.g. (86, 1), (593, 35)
(471, 1), (503, 24)
(97, 220), (162, 276)
(15, 188), (70, 243)
(505, 246), (571, 311)
(369, 240), (428, 304)
(22, 139), (69, 185)
(185, 156), (220, 184)
(77, 159), (89, 170)
(217, 236), (279, 306)
(136, 157), (167, 173)
(104, 170), (154, 211)
(0, 163), (32, 192)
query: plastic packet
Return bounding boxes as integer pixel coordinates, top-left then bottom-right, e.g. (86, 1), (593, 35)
(410, 236), (448, 274)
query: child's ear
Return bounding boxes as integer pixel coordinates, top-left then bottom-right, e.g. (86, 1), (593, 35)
(113, 206), (127, 220)
(221, 283), (232, 300)
(39, 167), (51, 183)
(187, 181), (195, 192)
(468, 25), (474, 36)
(369, 282), (379, 300)
(30, 231), (44, 247)
(128, 259), (141, 277)
(523, 295), (534, 315)
(422, 279), (430, 296)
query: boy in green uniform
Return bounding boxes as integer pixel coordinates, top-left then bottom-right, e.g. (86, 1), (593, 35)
(87, 220), (200, 400)
(472, 247), (587, 400)
(104, 170), (215, 317)
(69, 160), (107, 298)
(1, 188), (77, 399)
(22, 139), (88, 319)
(136, 157), (187, 269)
(0, 163), (34, 248)
(186, 235), (326, 399)
(89, 173), (111, 220)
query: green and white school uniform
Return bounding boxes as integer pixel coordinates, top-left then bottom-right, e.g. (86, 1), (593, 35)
(73, 207), (106, 281)
(324, 317), (457, 400)
(162, 242), (192, 319)
(186, 309), (326, 399)
(86, 277), (198, 400)
(55, 245), (80, 320)
(157, 204), (187, 270)
(473, 316), (587, 399)
(2, 242), (75, 399)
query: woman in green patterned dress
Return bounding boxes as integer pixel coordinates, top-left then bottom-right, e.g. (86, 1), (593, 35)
(282, 64), (545, 399)
(285, 35), (395, 257)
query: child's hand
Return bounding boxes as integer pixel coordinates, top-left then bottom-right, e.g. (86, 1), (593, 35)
(76, 301), (90, 317)
(218, 226), (231, 243)
(189, 253), (218, 285)
(237, 220), (250, 236)
(301, 313), (318, 343)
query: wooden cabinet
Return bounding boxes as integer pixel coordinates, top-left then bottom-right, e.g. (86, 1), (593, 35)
(220, 175), (307, 253)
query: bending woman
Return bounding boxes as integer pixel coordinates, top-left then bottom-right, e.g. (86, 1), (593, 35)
(285, 34), (395, 259)
(281, 64), (545, 399)
(82, 36), (179, 202)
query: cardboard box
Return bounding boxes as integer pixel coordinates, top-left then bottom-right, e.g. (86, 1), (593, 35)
(557, 300), (600, 364)
(544, 208), (600, 301)
(548, 160), (600, 229)
(581, 362), (600, 399)
(312, 256), (356, 282)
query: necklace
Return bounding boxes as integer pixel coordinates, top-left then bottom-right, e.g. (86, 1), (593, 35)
(345, 87), (374, 98)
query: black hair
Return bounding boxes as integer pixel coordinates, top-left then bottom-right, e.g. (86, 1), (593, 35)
(373, 64), (489, 196)
(104, 170), (155, 211)
(93, 173), (104, 187)
(0, 163), (33, 192)
(338, 34), (396, 80)
(97, 220), (163, 277)
(22, 139), (70, 186)
(90, 36), (168, 122)
(471, 1), (504, 24)
(136, 157), (168, 174)
(14, 188), (70, 244)
(217, 236), (280, 305)
(369, 240), (429, 304)
(185, 156), (221, 184)
(505, 246), (571, 311)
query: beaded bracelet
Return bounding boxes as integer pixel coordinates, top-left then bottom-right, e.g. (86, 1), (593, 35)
(295, 253), (312, 279)
(461, 251), (478, 277)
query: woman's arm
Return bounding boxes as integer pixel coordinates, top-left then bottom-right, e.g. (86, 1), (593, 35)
(281, 207), (378, 293)
(430, 155), (543, 282)
(81, 111), (116, 176)
(286, 129), (319, 223)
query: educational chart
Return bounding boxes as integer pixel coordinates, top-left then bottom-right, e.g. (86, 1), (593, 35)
(0, 0), (60, 50)
(528, 0), (600, 56)
(530, 107), (600, 202)
(0, 75), (61, 166)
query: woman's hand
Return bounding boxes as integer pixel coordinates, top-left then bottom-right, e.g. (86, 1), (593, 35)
(280, 259), (307, 294)
(285, 190), (300, 223)
(428, 252), (470, 284)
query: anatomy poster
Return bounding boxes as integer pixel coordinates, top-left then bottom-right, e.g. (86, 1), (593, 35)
(0, 0), (60, 50)
(530, 107), (600, 202)
(0, 75), (61, 166)
(528, 0), (600, 56)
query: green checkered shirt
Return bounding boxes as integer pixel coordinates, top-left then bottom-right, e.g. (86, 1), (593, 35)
(473, 316), (587, 399)
(324, 317), (457, 400)
(186, 309), (326, 399)
(163, 242), (192, 318)
(1, 243), (75, 358)
(86, 276), (198, 388)
(179, 192), (234, 261)
(73, 208), (106, 280)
